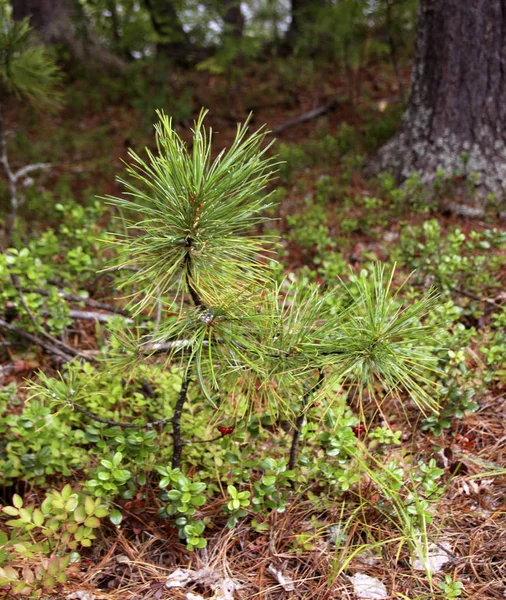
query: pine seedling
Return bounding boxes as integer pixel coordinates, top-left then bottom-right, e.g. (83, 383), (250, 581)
(106, 110), (278, 467)
(0, 15), (61, 242)
(46, 112), (443, 478)
(261, 266), (441, 469)
(104, 112), (443, 472)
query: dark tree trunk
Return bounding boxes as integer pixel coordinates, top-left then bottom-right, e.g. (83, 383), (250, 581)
(108, 0), (121, 50)
(222, 0), (245, 39)
(385, 0), (405, 104)
(367, 0), (506, 213)
(143, 0), (192, 64)
(287, 0), (308, 42)
(11, 0), (125, 71)
(285, 0), (325, 54)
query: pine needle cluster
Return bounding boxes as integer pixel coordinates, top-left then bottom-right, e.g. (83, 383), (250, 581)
(0, 17), (61, 107)
(109, 110), (277, 312)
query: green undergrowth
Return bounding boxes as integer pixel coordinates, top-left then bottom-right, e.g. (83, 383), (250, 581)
(0, 106), (504, 599)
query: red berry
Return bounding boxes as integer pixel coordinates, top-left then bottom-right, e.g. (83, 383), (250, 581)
(217, 426), (234, 436)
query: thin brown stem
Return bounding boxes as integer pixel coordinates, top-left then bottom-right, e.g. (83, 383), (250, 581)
(69, 402), (171, 429)
(171, 376), (191, 469)
(288, 370), (324, 471)
(184, 252), (206, 309)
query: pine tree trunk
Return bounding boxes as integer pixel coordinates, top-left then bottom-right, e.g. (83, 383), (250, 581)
(367, 0), (506, 213)
(11, 0), (125, 71)
(142, 0), (192, 64)
(287, 0), (308, 42)
(223, 0), (244, 39)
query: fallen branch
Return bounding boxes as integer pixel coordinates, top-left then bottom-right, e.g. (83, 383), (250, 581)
(271, 99), (338, 134)
(3, 265), (93, 361)
(32, 288), (131, 316)
(456, 287), (501, 307)
(67, 309), (133, 324)
(0, 318), (75, 362)
(13, 162), (51, 182)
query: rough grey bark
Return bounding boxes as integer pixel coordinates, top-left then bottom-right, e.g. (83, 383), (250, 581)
(11, 0), (125, 71)
(367, 0), (506, 211)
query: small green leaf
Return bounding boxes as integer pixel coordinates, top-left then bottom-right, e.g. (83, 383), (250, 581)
(112, 469), (131, 482)
(84, 516), (100, 528)
(261, 475), (276, 487)
(74, 506), (87, 523)
(18, 509), (32, 523)
(190, 495), (206, 507)
(2, 506), (19, 517)
(41, 498), (52, 513)
(32, 509), (44, 527)
(94, 506), (109, 519)
(65, 496), (79, 512)
(85, 496), (95, 515)
(109, 510), (123, 525)
(61, 484), (72, 501)
(12, 495), (23, 509)
(159, 477), (171, 488)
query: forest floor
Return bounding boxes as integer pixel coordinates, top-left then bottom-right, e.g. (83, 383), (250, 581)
(1, 61), (506, 600)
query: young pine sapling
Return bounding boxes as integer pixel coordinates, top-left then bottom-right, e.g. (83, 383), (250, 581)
(40, 111), (441, 483)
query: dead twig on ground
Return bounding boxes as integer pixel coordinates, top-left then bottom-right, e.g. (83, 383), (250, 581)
(271, 100), (338, 134)
(0, 318), (75, 362)
(31, 287), (131, 316)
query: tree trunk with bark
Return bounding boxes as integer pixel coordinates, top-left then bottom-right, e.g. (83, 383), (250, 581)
(11, 0), (125, 70)
(143, 0), (192, 64)
(222, 0), (245, 39)
(367, 0), (506, 213)
(287, 0), (309, 42)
